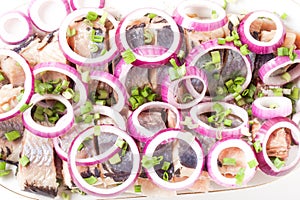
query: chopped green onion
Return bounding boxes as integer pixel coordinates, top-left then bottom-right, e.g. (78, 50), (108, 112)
(218, 38), (226, 45)
(99, 12), (108, 25)
(121, 49), (136, 64)
(234, 94), (242, 102)
(94, 125), (101, 136)
(234, 76), (246, 85)
(177, 50), (185, 59)
(5, 130), (21, 141)
(242, 89), (249, 97)
(223, 0), (228, 9)
(78, 143), (84, 151)
(234, 39), (242, 47)
(289, 46), (297, 61)
(168, 59), (186, 81)
(134, 185), (142, 193)
(211, 10), (217, 19)
(109, 153), (121, 165)
(0, 162), (6, 170)
(100, 48), (107, 56)
(66, 27), (76, 37)
(33, 112), (45, 122)
(224, 119), (232, 127)
(96, 100), (106, 105)
(61, 192), (70, 200)
(115, 138), (125, 149)
(280, 13), (288, 20)
(81, 71), (90, 83)
(162, 161), (171, 171)
(213, 73), (221, 80)
(43, 108), (53, 117)
(144, 29), (154, 44)
(134, 95), (145, 105)
(20, 155), (30, 167)
(147, 13), (157, 19)
(163, 171), (169, 181)
(141, 155), (163, 169)
(225, 35), (235, 42)
(272, 157), (285, 169)
(207, 115), (216, 123)
(20, 103), (32, 112)
(182, 93), (193, 103)
(225, 79), (234, 89)
(237, 99), (246, 106)
(121, 142), (128, 156)
(213, 103), (224, 113)
(84, 176), (98, 185)
(258, 91), (264, 97)
(129, 97), (138, 110)
(98, 89), (109, 100)
(54, 101), (66, 113)
(253, 140), (262, 153)
(86, 11), (98, 21)
(0, 73), (4, 81)
(211, 51), (221, 63)
(290, 87), (299, 100)
(277, 47), (289, 56)
(0, 169), (11, 176)
(240, 44), (250, 55)
(247, 108), (252, 116)
(269, 103), (278, 109)
(62, 88), (75, 99)
(248, 159), (259, 169)
(235, 168), (245, 186)
(281, 72), (291, 82)
(272, 88), (283, 96)
(84, 114), (94, 124)
(147, 93), (157, 102)
(89, 43), (99, 53)
(141, 86), (152, 98)
(80, 101), (93, 115)
(180, 116), (199, 129)
(131, 86), (139, 96)
(222, 157), (236, 166)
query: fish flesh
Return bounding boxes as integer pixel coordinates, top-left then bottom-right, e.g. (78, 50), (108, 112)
(0, 84), (23, 114)
(0, 56), (25, 87)
(17, 130), (58, 197)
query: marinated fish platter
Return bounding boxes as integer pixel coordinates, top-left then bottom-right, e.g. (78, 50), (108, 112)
(1, 0), (300, 199)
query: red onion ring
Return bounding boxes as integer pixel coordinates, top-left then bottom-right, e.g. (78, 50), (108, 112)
(161, 66), (208, 110)
(68, 125), (141, 197)
(0, 11), (32, 45)
(28, 0), (71, 32)
(258, 50), (300, 85)
(207, 138), (257, 187)
(90, 71), (127, 112)
(33, 62), (88, 108)
(143, 128), (204, 190)
(173, 0), (228, 31)
(185, 39), (252, 101)
(53, 105), (126, 164)
(70, 0), (105, 10)
(127, 101), (181, 143)
(22, 94), (74, 138)
(58, 8), (119, 66)
(0, 49), (34, 121)
(115, 8), (181, 66)
(238, 11), (285, 54)
(255, 117), (300, 176)
(252, 96), (292, 119)
(189, 101), (249, 139)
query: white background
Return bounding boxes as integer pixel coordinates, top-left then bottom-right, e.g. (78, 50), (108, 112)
(1, 0), (300, 199)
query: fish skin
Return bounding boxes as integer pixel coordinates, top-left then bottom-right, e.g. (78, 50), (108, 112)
(17, 130), (58, 197)
(126, 27), (145, 49)
(138, 111), (167, 134)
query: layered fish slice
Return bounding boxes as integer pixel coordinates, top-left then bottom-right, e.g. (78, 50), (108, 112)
(17, 130), (58, 197)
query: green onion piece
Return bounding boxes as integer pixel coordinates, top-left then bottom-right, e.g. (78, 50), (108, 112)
(211, 10), (217, 19)
(0, 162), (6, 170)
(269, 103), (278, 109)
(20, 103), (32, 112)
(94, 125), (101, 136)
(147, 13), (157, 19)
(224, 108), (232, 116)
(234, 39), (242, 47)
(5, 130), (21, 141)
(89, 43), (99, 53)
(141, 86), (152, 98)
(0, 169), (11, 177)
(61, 192), (70, 200)
(96, 100), (106, 105)
(16, 91), (24, 102)
(48, 113), (59, 124)
(289, 46), (296, 61)
(94, 113), (100, 120)
(92, 34), (104, 43)
(247, 108), (252, 116)
(277, 47), (289, 56)
(99, 11), (108, 25)
(217, 38), (226, 45)
(163, 171), (169, 181)
(258, 91), (264, 97)
(207, 115), (216, 123)
(98, 89), (109, 100)
(80, 101), (93, 115)
(84, 114), (94, 124)
(0, 73), (5, 81)
(211, 51), (221, 63)
(177, 50), (185, 59)
(81, 71), (90, 83)
(273, 157), (285, 169)
(75, 115), (83, 123)
(290, 87), (299, 100)
(134, 185), (142, 193)
(182, 93), (194, 103)
(66, 27), (76, 37)
(223, 0), (228, 9)
(54, 101), (66, 113)
(43, 108), (53, 117)
(121, 142), (128, 156)
(141, 155), (163, 169)
(144, 29), (154, 44)
(281, 72), (291, 82)
(131, 86), (139, 96)
(248, 159), (259, 169)
(237, 99), (246, 106)
(62, 88), (75, 99)
(129, 97), (138, 109)
(134, 95), (145, 105)
(235, 168), (245, 186)
(253, 140), (262, 153)
(240, 44), (250, 55)
(273, 88), (283, 96)
(280, 12), (288, 20)
(213, 73), (221, 80)
(20, 155), (30, 167)
(222, 157), (236, 166)
(213, 103), (224, 113)
(232, 30), (239, 39)
(225, 35), (235, 42)
(33, 112), (45, 122)
(242, 89), (249, 97)
(169, 59), (186, 81)
(86, 11), (98, 21)
(162, 161), (171, 171)
(121, 49), (136, 64)
(225, 79), (234, 89)
(100, 48), (107, 56)
(109, 153), (121, 165)
(147, 93), (157, 102)
(234, 94), (242, 102)
(84, 176), (98, 185)
(115, 138), (125, 149)
(224, 119), (232, 127)
(234, 76), (246, 85)
(77, 143), (84, 151)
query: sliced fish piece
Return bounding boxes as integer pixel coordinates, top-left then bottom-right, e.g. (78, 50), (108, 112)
(125, 67), (150, 93)
(0, 56), (25, 86)
(17, 130), (58, 197)
(138, 111), (167, 134)
(126, 26), (145, 49)
(0, 84), (23, 114)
